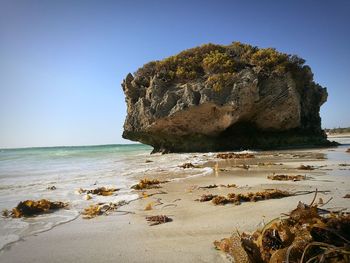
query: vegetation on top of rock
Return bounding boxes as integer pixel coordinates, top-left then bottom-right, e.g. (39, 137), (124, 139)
(133, 42), (308, 91)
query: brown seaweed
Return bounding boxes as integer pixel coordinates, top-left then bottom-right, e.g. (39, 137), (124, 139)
(145, 215), (172, 226)
(5, 199), (68, 218)
(214, 200), (350, 263)
(199, 184), (219, 189)
(213, 233), (250, 263)
(79, 187), (119, 196)
(343, 194), (350, 198)
(212, 196), (232, 205)
(267, 174), (306, 181)
(225, 184), (237, 188)
(179, 163), (198, 168)
(217, 153), (255, 159)
(195, 194), (218, 202)
(82, 200), (127, 219)
(297, 164), (315, 170)
(346, 148), (350, 153)
(236, 164), (250, 170)
(257, 162), (280, 166)
(211, 190), (292, 205)
(131, 178), (168, 190)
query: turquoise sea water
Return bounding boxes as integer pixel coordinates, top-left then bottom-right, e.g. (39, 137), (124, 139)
(0, 144), (152, 184)
(0, 144), (212, 250)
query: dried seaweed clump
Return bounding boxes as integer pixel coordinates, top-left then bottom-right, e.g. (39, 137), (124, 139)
(131, 178), (168, 190)
(214, 233), (250, 263)
(298, 164), (314, 170)
(346, 148), (350, 153)
(82, 201), (127, 219)
(146, 215), (172, 226)
(217, 153), (255, 159)
(214, 201), (350, 263)
(199, 184), (219, 189)
(257, 162), (279, 166)
(210, 190), (292, 205)
(79, 187), (119, 196)
(198, 184), (237, 190)
(195, 194), (218, 202)
(4, 199), (68, 218)
(343, 194), (350, 198)
(267, 174), (306, 181)
(179, 162), (198, 168)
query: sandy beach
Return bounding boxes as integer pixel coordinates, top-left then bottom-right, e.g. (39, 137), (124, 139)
(1, 142), (350, 263)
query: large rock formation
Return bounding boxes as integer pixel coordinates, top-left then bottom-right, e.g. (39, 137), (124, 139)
(122, 42), (332, 153)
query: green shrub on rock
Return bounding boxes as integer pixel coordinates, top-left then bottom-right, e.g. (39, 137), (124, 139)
(202, 50), (236, 74)
(133, 41), (308, 92)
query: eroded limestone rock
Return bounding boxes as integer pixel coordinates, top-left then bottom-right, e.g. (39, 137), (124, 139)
(122, 42), (332, 152)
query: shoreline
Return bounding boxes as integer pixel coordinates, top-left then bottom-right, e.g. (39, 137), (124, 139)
(327, 132), (350, 138)
(0, 144), (349, 262)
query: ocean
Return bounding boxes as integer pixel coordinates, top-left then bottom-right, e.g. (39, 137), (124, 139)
(0, 144), (213, 250)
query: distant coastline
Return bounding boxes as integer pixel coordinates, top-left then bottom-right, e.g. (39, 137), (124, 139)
(0, 143), (145, 151)
(327, 133), (350, 138)
(325, 127), (350, 138)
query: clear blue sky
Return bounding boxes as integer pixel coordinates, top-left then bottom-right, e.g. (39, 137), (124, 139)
(1, 0), (349, 148)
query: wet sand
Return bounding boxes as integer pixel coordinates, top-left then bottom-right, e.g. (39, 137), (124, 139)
(1, 144), (350, 262)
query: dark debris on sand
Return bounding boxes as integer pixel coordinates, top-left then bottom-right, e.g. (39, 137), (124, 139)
(298, 165), (315, 170)
(145, 215), (172, 226)
(217, 153), (255, 159)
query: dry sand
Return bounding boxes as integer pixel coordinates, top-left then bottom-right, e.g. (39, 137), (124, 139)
(1, 145), (350, 262)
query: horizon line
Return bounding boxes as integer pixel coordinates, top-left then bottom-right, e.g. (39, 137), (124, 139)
(0, 142), (147, 151)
